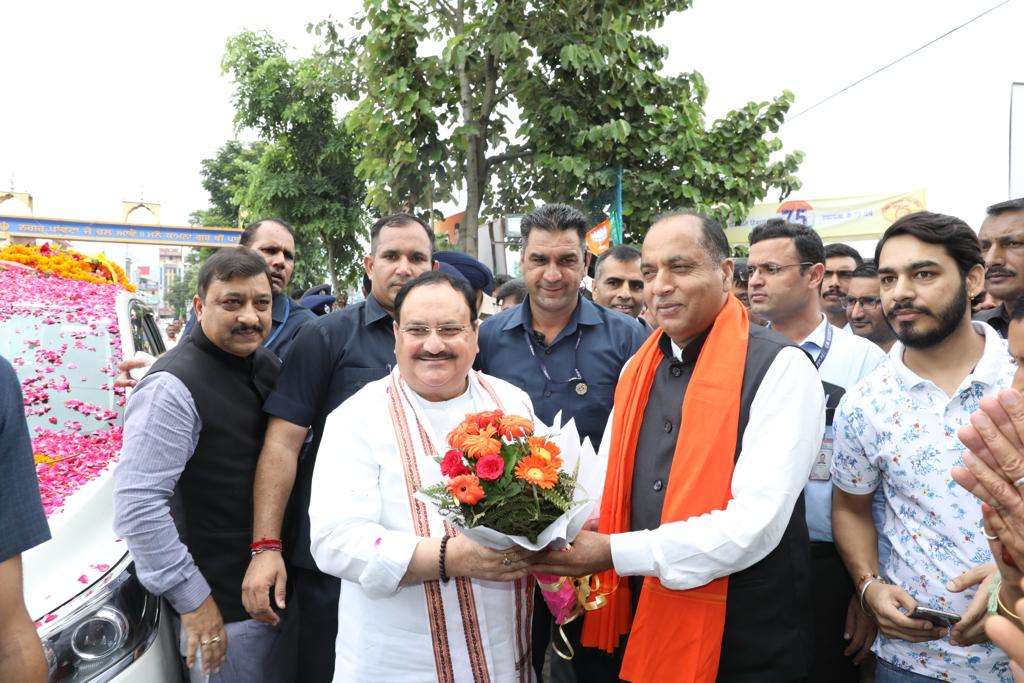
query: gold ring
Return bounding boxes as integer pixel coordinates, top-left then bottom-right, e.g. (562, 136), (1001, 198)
(201, 635), (222, 646)
(502, 553), (512, 567)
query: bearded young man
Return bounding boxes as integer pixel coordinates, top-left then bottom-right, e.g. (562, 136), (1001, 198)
(309, 271), (536, 682)
(831, 211), (1013, 682)
(533, 211), (825, 682)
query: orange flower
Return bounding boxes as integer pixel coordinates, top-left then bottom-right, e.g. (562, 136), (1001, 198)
(447, 424), (472, 450)
(528, 437), (562, 467)
(514, 456), (559, 490)
(497, 415), (534, 440)
(447, 474), (486, 504)
(462, 430), (502, 459)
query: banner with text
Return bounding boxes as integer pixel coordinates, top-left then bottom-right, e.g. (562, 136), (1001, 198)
(0, 215), (243, 248)
(724, 189), (928, 246)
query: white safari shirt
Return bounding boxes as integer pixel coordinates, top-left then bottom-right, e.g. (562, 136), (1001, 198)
(831, 322), (1013, 682)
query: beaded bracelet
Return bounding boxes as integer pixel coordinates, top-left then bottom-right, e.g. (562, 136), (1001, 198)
(439, 534), (451, 584)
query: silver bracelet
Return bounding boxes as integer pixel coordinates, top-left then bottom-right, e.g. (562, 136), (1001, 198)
(859, 575), (886, 616)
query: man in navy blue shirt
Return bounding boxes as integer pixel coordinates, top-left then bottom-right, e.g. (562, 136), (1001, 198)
(240, 214), (434, 683)
(475, 203), (647, 678)
(0, 355), (50, 681)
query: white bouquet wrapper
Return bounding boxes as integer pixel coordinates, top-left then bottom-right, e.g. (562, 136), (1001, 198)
(415, 411), (606, 552)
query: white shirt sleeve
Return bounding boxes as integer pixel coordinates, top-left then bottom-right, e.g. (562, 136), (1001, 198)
(308, 395), (422, 599)
(609, 346), (825, 590)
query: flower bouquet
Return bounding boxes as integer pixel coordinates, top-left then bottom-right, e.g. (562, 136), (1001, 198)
(417, 409), (605, 655)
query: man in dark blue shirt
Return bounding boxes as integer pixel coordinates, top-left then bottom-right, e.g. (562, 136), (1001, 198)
(474, 203), (647, 678)
(240, 214), (435, 683)
(0, 355), (50, 681)
(476, 204), (648, 448)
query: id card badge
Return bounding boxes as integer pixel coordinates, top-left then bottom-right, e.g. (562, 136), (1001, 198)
(810, 427), (834, 481)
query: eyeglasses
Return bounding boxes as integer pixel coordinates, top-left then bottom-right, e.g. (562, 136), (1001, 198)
(400, 324), (469, 338)
(843, 296), (881, 311)
(746, 262), (814, 277)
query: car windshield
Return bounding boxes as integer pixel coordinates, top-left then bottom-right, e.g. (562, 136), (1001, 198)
(0, 311), (121, 432)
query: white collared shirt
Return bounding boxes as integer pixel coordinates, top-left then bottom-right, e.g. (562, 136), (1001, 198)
(606, 344), (825, 589)
(831, 322), (1013, 682)
(798, 314), (888, 543)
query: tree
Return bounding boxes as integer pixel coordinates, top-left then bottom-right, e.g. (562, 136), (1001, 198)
(319, 0), (802, 252)
(222, 31), (369, 294)
(189, 140), (265, 228)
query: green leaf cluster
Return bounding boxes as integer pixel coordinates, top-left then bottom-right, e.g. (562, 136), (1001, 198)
(315, 0), (802, 252)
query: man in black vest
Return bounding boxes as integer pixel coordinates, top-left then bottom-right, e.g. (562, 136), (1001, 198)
(533, 211), (824, 682)
(114, 247), (283, 681)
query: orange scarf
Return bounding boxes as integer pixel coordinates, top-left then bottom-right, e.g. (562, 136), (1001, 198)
(581, 295), (749, 682)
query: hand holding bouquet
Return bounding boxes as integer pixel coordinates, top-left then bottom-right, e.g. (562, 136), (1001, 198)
(417, 409), (605, 654)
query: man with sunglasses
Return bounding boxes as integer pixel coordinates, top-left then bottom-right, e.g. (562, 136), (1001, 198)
(747, 219), (887, 682)
(847, 263), (897, 353)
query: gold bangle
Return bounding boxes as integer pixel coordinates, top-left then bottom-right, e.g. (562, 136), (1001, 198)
(997, 591), (1022, 622)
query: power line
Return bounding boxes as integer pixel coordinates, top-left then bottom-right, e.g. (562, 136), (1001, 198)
(788, 0), (1012, 122)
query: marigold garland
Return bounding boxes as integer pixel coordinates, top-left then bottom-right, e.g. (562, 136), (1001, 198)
(0, 242), (136, 291)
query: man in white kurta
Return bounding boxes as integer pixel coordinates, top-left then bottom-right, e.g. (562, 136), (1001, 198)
(309, 271), (538, 683)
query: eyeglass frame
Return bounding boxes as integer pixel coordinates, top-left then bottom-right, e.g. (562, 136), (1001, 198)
(842, 296), (882, 311)
(746, 261), (815, 277)
(398, 323), (471, 339)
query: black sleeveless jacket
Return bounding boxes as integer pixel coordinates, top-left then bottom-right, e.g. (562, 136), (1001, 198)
(148, 326), (279, 622)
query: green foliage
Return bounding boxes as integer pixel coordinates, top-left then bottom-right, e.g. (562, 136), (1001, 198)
(188, 141), (266, 228)
(314, 0), (803, 252)
(221, 30), (370, 293)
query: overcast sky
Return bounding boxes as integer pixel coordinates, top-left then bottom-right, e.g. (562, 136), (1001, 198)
(2, 0), (1021, 267)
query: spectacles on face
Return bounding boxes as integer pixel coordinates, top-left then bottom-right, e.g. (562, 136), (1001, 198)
(843, 296), (882, 311)
(746, 262), (814, 277)
(400, 324), (469, 339)
(825, 269), (856, 280)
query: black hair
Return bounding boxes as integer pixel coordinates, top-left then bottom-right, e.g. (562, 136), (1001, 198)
(394, 270), (478, 323)
(851, 263), (879, 278)
(369, 213), (435, 254)
(748, 218), (825, 271)
(520, 204), (588, 252)
(197, 247), (272, 300)
(239, 217), (294, 246)
(824, 242), (864, 266)
(987, 198), (1024, 217)
(595, 244), (641, 278)
(494, 279), (527, 306)
(652, 209), (729, 263)
(874, 211), (983, 278)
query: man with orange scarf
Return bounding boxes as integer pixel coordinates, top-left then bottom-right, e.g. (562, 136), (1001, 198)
(533, 211), (825, 682)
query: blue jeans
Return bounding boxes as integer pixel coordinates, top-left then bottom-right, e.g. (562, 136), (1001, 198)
(875, 658), (944, 682)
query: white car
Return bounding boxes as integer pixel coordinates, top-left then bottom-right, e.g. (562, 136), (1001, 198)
(0, 260), (183, 682)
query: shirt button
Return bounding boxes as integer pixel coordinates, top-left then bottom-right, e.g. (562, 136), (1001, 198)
(544, 390), (552, 398)
(653, 479), (664, 492)
(663, 420), (672, 433)
(670, 365), (683, 377)
(545, 348), (553, 355)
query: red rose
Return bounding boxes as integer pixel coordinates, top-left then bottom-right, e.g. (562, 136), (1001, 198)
(440, 449), (470, 477)
(475, 454), (505, 481)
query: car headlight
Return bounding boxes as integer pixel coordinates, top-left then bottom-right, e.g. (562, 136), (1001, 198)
(39, 553), (162, 682)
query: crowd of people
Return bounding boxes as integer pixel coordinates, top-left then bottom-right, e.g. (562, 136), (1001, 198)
(5, 197), (1024, 683)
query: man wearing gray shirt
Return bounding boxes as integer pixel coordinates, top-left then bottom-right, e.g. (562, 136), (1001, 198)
(113, 248), (282, 682)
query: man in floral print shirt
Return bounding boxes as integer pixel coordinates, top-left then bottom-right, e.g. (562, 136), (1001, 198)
(832, 211), (1014, 683)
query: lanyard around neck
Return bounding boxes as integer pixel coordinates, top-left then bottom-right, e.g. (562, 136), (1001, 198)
(521, 327), (584, 384)
(812, 322), (833, 369)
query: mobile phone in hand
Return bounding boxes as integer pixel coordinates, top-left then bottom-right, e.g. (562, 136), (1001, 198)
(909, 606), (962, 627)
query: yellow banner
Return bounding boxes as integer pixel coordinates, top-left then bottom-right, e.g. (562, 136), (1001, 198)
(725, 189), (927, 246)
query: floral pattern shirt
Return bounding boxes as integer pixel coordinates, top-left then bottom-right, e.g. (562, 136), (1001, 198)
(831, 322), (1013, 682)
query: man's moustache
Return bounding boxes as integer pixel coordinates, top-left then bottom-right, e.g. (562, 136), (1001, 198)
(886, 303), (931, 320)
(231, 324), (265, 334)
(416, 353), (456, 361)
(986, 267), (1016, 279)
(824, 286), (843, 295)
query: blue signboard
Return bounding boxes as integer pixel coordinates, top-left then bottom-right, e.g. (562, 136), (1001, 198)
(0, 215), (243, 248)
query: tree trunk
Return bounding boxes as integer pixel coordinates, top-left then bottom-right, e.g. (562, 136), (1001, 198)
(322, 229), (339, 296)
